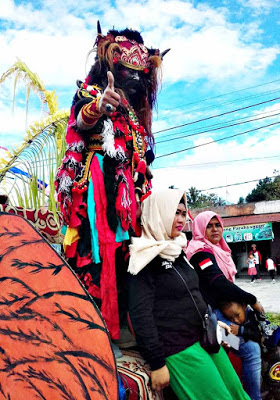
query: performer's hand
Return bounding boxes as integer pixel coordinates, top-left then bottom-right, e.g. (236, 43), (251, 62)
(99, 71), (121, 115)
(151, 365), (170, 391)
(230, 324), (239, 336)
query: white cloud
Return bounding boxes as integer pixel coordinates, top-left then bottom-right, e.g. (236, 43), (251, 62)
(161, 25), (278, 83)
(237, 0), (277, 15)
(152, 127), (280, 203)
(0, 81), (45, 147)
(0, 0), (279, 89)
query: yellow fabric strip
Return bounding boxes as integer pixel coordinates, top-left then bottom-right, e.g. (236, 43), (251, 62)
(63, 227), (80, 249)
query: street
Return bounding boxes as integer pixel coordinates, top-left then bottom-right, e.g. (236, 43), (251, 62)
(235, 277), (280, 313)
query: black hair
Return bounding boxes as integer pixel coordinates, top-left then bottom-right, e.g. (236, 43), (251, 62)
(219, 300), (246, 310)
(108, 29), (144, 44)
(179, 196), (186, 206)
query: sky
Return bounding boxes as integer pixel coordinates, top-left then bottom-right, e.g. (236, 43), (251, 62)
(1, 0), (280, 204)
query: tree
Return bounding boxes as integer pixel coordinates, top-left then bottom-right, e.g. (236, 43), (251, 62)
(186, 186), (225, 209)
(186, 186), (201, 206)
(238, 196), (245, 204)
(246, 175), (280, 203)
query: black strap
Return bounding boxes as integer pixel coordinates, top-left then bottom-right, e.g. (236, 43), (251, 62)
(172, 265), (205, 324)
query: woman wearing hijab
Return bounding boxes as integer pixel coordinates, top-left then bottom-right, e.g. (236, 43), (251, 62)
(128, 190), (250, 400)
(185, 211), (263, 400)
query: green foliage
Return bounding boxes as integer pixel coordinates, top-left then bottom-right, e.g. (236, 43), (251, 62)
(246, 175), (280, 203)
(266, 312), (280, 326)
(238, 196), (245, 204)
(187, 186), (226, 209)
(0, 59), (69, 216)
(0, 58), (58, 116)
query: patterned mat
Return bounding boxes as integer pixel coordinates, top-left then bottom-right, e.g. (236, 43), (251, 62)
(117, 350), (165, 400)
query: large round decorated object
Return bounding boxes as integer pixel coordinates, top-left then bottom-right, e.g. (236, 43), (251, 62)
(0, 212), (118, 400)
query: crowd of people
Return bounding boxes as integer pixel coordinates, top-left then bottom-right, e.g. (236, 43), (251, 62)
(127, 193), (279, 400)
(247, 243), (277, 283)
(55, 22), (279, 400)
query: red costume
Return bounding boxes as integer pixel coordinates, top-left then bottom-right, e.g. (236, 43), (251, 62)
(55, 22), (168, 338)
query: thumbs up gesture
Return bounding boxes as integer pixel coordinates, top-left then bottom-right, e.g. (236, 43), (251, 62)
(99, 71), (121, 115)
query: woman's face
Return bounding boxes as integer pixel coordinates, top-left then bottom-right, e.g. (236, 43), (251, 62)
(205, 216), (223, 245)
(171, 203), (187, 238)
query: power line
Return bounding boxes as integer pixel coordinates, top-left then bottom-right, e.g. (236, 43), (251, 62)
(156, 120), (280, 159)
(153, 155), (280, 169)
(200, 176), (276, 192)
(156, 107), (280, 142)
(156, 110), (280, 145)
(154, 96), (280, 135)
(156, 87), (280, 127)
(159, 78), (280, 113)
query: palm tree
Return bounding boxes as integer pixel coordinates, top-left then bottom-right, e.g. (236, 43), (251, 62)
(0, 59), (69, 218)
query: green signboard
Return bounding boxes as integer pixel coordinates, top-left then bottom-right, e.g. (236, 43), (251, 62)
(223, 222), (273, 243)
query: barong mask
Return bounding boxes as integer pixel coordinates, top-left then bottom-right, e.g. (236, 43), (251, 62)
(87, 22), (170, 130)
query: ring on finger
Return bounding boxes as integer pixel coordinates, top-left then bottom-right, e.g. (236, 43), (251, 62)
(105, 103), (114, 113)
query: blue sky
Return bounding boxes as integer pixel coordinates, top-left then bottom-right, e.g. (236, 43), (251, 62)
(1, 0), (280, 203)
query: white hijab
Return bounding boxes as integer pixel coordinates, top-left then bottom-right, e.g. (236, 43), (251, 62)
(128, 189), (188, 275)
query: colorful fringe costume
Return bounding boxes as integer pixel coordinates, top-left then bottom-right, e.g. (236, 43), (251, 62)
(55, 22), (168, 339)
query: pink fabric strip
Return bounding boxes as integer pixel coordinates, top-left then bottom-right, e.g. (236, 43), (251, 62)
(90, 155), (120, 339)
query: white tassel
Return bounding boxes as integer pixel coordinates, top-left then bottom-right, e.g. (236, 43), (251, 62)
(59, 174), (73, 194)
(101, 119), (126, 161)
(67, 141), (85, 152)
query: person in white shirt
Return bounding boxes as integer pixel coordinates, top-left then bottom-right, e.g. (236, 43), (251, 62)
(249, 244), (262, 281)
(266, 257), (277, 283)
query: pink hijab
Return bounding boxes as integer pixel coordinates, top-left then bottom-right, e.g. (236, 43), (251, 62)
(185, 211), (237, 282)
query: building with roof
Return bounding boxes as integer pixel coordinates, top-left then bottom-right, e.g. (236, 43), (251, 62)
(187, 200), (280, 274)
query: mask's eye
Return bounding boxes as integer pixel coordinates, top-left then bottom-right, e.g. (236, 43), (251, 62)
(118, 68), (130, 79)
(117, 66), (140, 81)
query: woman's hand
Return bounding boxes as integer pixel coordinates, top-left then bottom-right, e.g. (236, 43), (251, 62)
(252, 301), (265, 314)
(151, 365), (170, 391)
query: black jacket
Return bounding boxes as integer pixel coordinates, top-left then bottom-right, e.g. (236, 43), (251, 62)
(128, 252), (207, 370)
(190, 251), (257, 309)
(239, 308), (263, 344)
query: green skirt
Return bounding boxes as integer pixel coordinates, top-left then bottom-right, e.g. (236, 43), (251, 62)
(166, 342), (250, 400)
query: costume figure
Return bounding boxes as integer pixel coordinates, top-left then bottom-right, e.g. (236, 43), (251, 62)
(55, 22), (168, 340)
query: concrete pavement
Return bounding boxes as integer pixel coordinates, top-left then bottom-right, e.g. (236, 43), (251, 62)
(235, 276), (280, 313)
